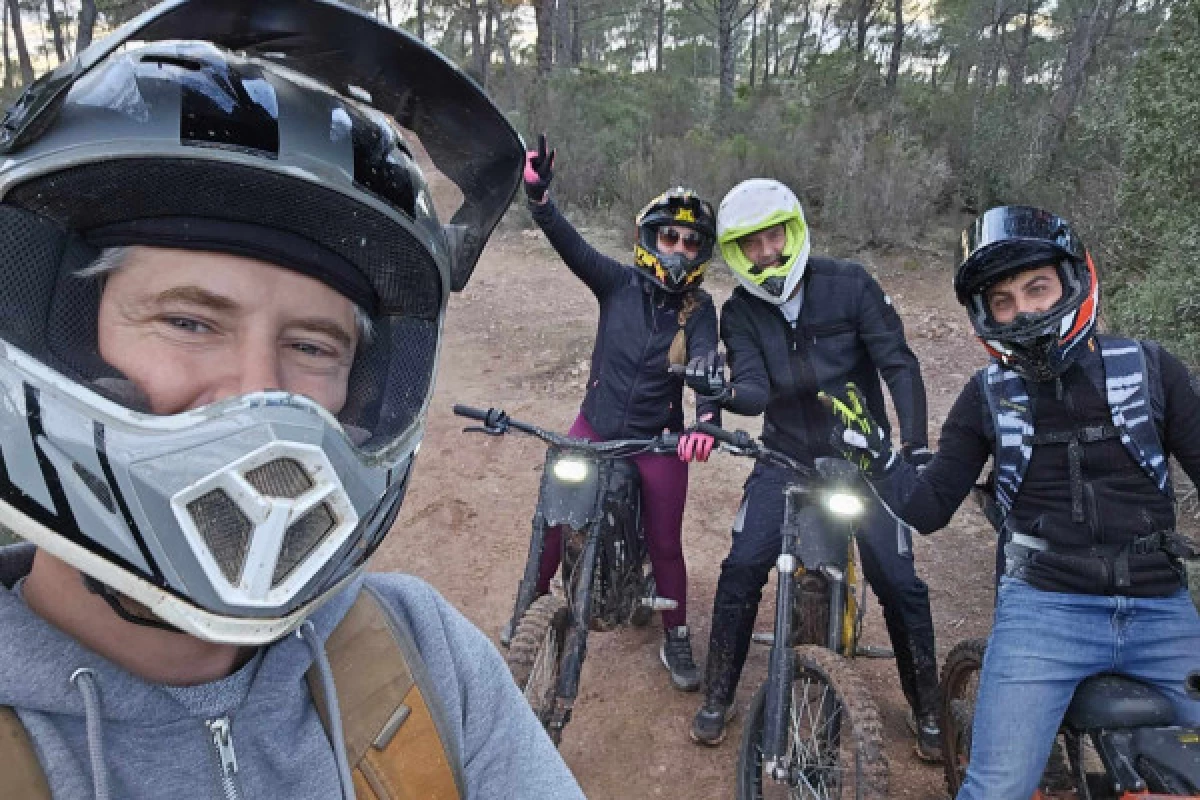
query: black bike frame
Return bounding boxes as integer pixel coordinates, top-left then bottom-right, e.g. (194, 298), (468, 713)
(454, 404), (671, 738)
(694, 422), (865, 780)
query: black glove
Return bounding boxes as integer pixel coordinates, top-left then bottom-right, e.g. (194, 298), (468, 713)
(685, 351), (732, 405)
(818, 383), (897, 476)
(901, 443), (934, 471)
(523, 133), (555, 204)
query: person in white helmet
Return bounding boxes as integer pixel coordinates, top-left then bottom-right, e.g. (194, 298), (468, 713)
(0, 2), (584, 798)
(683, 179), (941, 760)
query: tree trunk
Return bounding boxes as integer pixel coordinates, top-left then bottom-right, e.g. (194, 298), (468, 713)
(45, 0), (64, 62)
(5, 0), (33, 86)
(886, 0), (903, 89)
(481, 0), (495, 87)
(1007, 0), (1035, 92)
(535, 0), (554, 75)
(855, 0), (872, 56)
(416, 0), (425, 39)
(570, 0), (581, 66)
(1046, 0), (1110, 143)
(554, 0), (572, 68)
(497, 11), (514, 71)
(2, 0), (10, 89)
(749, 1), (758, 88)
(656, 0), (665, 71)
(468, 0), (482, 78)
(717, 0), (738, 117)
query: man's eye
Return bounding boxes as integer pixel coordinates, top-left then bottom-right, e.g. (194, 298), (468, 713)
(164, 316), (209, 333)
(291, 341), (339, 359)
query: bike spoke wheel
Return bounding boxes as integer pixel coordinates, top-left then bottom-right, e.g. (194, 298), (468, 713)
(939, 638), (986, 796)
(738, 646), (888, 799)
(506, 594), (570, 744)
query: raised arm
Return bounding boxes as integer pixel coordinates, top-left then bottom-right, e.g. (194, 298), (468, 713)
(524, 134), (628, 299)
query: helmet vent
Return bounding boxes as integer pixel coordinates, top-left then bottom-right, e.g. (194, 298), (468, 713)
(244, 458), (313, 499)
(72, 462), (115, 514)
(187, 489), (253, 584)
(272, 502), (338, 587)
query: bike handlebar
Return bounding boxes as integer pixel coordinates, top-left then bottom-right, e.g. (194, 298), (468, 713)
(693, 421), (822, 479)
(453, 404), (679, 456)
(695, 420), (752, 449)
(451, 403), (488, 421)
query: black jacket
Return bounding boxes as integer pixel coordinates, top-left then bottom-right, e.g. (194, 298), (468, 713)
(531, 200), (720, 439)
(720, 257), (928, 462)
(876, 338), (1200, 595)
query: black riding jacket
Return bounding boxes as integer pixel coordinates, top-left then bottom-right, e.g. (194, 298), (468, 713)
(875, 339), (1200, 595)
(720, 257), (928, 463)
(531, 199), (720, 439)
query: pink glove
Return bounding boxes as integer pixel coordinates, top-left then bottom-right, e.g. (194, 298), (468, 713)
(677, 431), (715, 463)
(524, 133), (554, 203)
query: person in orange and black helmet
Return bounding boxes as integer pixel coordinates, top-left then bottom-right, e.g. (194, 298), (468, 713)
(523, 133), (720, 692)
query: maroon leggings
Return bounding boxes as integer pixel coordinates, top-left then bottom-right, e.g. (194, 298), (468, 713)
(536, 413), (690, 629)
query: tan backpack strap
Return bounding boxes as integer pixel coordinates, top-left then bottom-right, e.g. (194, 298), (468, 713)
(0, 706), (53, 800)
(307, 587), (463, 800)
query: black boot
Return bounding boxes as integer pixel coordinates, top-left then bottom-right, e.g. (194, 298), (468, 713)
(691, 600), (757, 746)
(893, 627), (942, 763)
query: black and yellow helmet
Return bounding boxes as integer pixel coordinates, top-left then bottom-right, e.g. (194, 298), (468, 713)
(633, 187), (716, 292)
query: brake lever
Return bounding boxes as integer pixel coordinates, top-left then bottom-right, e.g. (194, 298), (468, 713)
(462, 409), (511, 436)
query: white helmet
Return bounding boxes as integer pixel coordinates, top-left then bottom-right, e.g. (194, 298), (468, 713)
(716, 179), (811, 305)
(0, 0), (522, 644)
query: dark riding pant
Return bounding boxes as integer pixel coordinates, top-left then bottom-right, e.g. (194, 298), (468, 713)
(703, 462), (938, 715)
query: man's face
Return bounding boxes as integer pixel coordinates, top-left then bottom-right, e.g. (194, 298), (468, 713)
(736, 223), (788, 271)
(97, 246), (359, 416)
(983, 264), (1064, 325)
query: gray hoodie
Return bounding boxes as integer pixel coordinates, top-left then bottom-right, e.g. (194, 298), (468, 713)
(0, 544), (586, 799)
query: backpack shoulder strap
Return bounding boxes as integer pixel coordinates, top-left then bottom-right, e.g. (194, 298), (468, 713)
(0, 707), (52, 800)
(307, 587), (464, 800)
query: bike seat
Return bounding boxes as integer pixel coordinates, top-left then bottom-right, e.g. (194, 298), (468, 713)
(1063, 673), (1176, 730)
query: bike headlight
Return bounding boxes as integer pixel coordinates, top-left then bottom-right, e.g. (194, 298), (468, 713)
(826, 491), (864, 517)
(552, 457), (590, 484)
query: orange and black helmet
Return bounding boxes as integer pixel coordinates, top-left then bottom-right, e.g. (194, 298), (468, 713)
(633, 187), (716, 292)
(954, 206), (1098, 380)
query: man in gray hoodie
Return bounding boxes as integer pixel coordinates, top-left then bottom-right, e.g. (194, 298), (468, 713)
(0, 2), (584, 798)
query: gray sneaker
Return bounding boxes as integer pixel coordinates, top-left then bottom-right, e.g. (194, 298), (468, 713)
(660, 626), (701, 692)
(690, 702), (736, 746)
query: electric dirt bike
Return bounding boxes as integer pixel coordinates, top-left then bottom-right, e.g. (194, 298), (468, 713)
(941, 639), (1200, 799)
(453, 404), (680, 745)
(694, 422), (889, 800)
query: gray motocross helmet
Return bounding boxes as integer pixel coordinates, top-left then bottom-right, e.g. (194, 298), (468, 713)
(0, 0), (522, 644)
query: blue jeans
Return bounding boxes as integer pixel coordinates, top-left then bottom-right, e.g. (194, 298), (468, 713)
(957, 577), (1200, 800)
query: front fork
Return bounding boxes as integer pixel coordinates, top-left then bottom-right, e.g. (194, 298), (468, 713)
(547, 519), (602, 738)
(763, 530), (799, 781)
(508, 511), (550, 642)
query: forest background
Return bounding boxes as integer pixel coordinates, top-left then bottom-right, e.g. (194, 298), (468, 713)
(1, 0), (1197, 361)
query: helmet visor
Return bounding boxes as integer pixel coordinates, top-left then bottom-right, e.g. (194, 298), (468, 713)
(960, 206), (1084, 268)
(0, 0), (524, 293)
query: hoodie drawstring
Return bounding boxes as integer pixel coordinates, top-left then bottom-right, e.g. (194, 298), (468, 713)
(69, 668), (111, 800)
(299, 621), (355, 800)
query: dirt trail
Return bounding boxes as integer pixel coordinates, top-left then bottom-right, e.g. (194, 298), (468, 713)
(372, 220), (1003, 799)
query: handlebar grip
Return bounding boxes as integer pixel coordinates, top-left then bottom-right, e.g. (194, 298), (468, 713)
(452, 404), (491, 421)
(695, 421), (750, 448)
